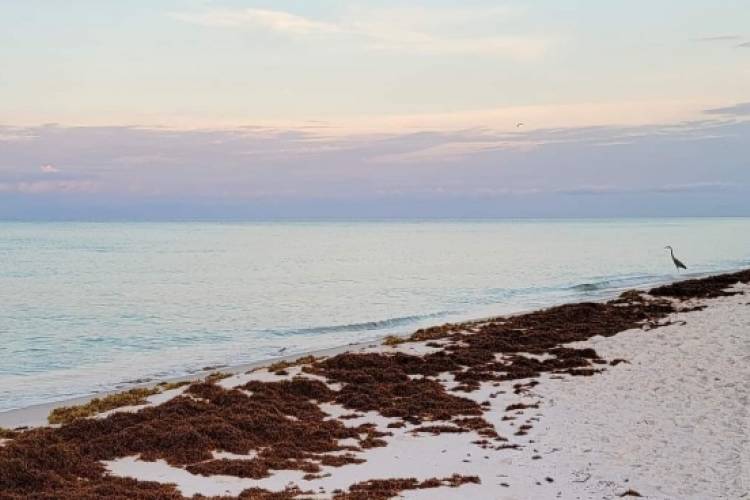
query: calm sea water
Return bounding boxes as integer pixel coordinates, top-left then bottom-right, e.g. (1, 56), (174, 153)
(1, 218), (749, 412)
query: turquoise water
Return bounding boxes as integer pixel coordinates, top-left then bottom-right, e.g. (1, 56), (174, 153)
(1, 218), (749, 412)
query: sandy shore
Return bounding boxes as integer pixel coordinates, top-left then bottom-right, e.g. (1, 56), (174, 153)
(1, 270), (749, 499)
(0, 270), (730, 430)
(0, 342), (377, 430)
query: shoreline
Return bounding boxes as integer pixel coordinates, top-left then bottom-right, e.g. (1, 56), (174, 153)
(1, 268), (749, 498)
(0, 268), (737, 429)
(0, 341), (382, 429)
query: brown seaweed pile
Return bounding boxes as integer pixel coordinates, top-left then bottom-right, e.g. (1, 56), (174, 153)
(0, 378), (388, 499)
(308, 352), (489, 428)
(649, 269), (750, 299)
(307, 293), (678, 398)
(1, 269), (747, 499)
(48, 387), (161, 425)
(332, 474), (480, 500)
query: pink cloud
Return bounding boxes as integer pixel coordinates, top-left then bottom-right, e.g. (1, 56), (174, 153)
(0, 180), (98, 194)
(40, 164), (60, 173)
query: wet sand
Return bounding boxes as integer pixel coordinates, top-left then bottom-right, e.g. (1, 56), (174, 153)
(1, 270), (749, 499)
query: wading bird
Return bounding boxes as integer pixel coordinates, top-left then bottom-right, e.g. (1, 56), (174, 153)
(664, 246), (687, 271)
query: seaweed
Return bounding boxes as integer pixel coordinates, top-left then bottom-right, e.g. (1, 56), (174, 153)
(649, 269), (750, 300)
(267, 355), (318, 373)
(47, 387), (160, 425)
(381, 335), (406, 346)
(5, 269), (748, 499)
(619, 489), (643, 497)
(157, 380), (191, 390)
(0, 427), (18, 440)
(333, 474), (480, 499)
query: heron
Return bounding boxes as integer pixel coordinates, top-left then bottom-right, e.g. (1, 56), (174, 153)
(664, 246), (687, 271)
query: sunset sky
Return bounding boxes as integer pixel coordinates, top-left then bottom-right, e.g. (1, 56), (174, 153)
(1, 1), (749, 218)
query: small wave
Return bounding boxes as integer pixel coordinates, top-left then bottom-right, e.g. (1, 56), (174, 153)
(569, 282), (607, 292)
(481, 285), (559, 301)
(265, 311), (453, 338)
(487, 275), (663, 299)
(566, 274), (663, 294)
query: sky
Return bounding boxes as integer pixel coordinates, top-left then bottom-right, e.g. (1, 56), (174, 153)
(1, 0), (749, 219)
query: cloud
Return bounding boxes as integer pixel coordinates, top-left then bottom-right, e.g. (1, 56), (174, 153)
(374, 186), (543, 198)
(704, 102), (750, 116)
(40, 164), (60, 173)
(557, 185), (628, 195)
(0, 161), (98, 195)
(170, 6), (547, 58)
(557, 182), (740, 196)
(653, 182), (739, 193)
(171, 8), (341, 36)
(692, 35), (742, 42)
(0, 179), (98, 194)
(691, 35), (750, 50)
(0, 108), (748, 219)
(0, 128), (36, 142)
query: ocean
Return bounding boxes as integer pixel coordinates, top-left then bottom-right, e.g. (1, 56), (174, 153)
(1, 218), (749, 412)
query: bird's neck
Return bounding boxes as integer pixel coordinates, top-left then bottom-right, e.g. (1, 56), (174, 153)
(669, 248), (675, 258)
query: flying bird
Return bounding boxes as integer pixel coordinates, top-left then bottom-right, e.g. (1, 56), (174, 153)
(664, 246), (687, 271)
(516, 122), (524, 128)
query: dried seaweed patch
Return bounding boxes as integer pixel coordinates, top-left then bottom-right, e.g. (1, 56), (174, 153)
(267, 355), (319, 373)
(47, 387), (160, 425)
(334, 474), (480, 499)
